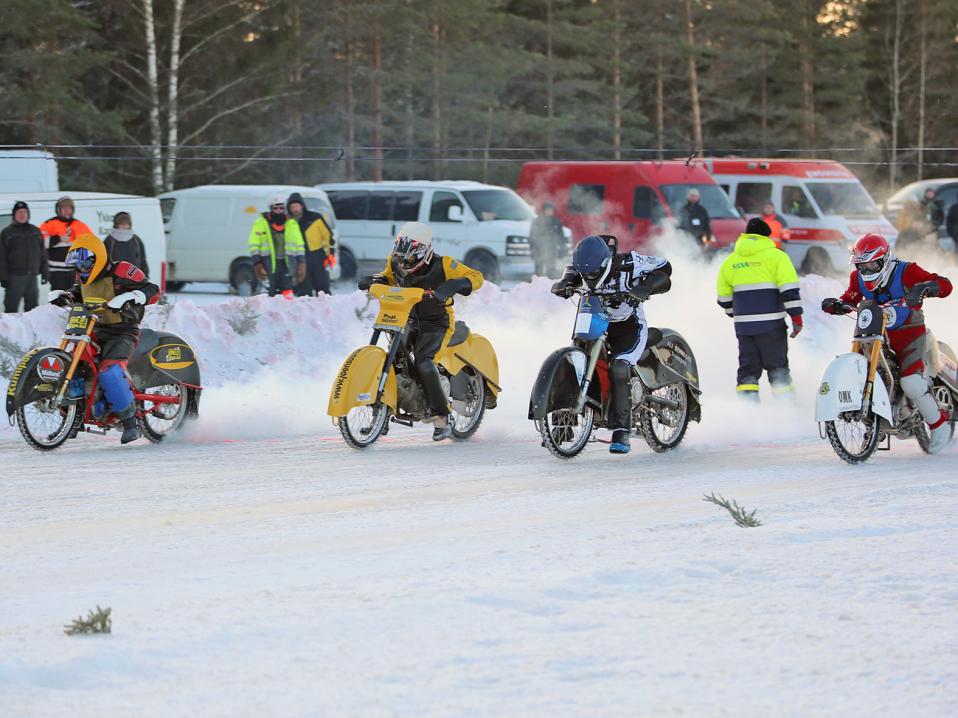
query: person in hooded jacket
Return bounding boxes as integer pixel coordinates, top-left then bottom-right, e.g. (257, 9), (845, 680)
(103, 212), (149, 277)
(39, 196), (95, 291)
(248, 195), (306, 296)
(0, 201), (48, 313)
(716, 218), (803, 401)
(287, 192), (335, 296)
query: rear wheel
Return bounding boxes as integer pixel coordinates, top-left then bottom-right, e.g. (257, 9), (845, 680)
(915, 383), (955, 453)
(825, 411), (881, 464)
(538, 406), (594, 459)
(16, 398), (81, 451)
(340, 403), (389, 448)
(138, 384), (191, 442)
(338, 248), (357, 281)
(801, 247), (833, 276)
(639, 382), (690, 452)
(450, 370), (486, 440)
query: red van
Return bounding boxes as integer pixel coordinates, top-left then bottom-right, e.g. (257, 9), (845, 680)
(517, 160), (745, 252)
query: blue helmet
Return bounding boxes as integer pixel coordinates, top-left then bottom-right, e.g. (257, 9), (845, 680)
(66, 246), (96, 280)
(572, 235), (613, 287)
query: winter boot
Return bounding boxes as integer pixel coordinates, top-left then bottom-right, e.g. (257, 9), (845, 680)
(609, 429), (631, 454)
(432, 415), (453, 442)
(927, 411), (953, 454)
(117, 405), (141, 445)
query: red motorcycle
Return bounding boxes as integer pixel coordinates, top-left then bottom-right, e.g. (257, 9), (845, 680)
(6, 301), (202, 450)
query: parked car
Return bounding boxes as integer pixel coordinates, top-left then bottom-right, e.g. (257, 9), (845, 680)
(0, 149), (58, 193)
(883, 178), (958, 249)
(705, 158), (898, 275)
(517, 160), (745, 254)
(317, 180), (538, 283)
(0, 191), (167, 306)
(159, 184), (338, 292)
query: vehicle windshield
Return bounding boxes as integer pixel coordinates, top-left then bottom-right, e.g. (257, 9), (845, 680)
(660, 184), (741, 219)
(462, 189), (534, 222)
(886, 180), (941, 206)
(807, 182), (881, 218)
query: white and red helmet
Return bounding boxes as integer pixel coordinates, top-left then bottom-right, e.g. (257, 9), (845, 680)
(850, 233), (895, 291)
(393, 221), (434, 275)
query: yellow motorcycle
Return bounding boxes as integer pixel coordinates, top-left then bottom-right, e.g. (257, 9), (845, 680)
(328, 284), (500, 448)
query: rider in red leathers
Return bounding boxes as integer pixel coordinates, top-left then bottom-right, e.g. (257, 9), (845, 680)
(822, 233), (953, 452)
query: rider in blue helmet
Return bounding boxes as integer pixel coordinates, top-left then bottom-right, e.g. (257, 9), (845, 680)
(552, 235), (673, 454)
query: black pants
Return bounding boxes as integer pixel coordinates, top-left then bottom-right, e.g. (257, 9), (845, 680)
(296, 251), (330, 296)
(49, 271), (74, 292)
(736, 325), (792, 397)
(268, 259), (294, 297)
(606, 314), (648, 430)
(3, 274), (39, 313)
(408, 319), (450, 417)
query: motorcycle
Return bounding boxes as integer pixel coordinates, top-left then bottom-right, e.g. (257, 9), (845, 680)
(6, 301), (202, 450)
(327, 283), (500, 447)
(529, 287), (702, 459)
(816, 299), (956, 463)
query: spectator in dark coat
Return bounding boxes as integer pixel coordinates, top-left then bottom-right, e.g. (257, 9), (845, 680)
(0, 201), (48, 313)
(920, 188), (944, 230)
(679, 189), (713, 248)
(529, 202), (567, 278)
(104, 211), (150, 277)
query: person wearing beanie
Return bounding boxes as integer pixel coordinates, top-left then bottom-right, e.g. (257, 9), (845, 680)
(38, 195), (95, 291)
(247, 194), (306, 296)
(287, 192), (335, 296)
(716, 217), (803, 400)
(104, 211), (149, 277)
(678, 188), (713, 249)
(0, 201), (48, 312)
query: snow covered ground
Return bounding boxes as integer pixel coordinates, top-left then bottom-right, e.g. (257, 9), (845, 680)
(1, 248), (956, 716)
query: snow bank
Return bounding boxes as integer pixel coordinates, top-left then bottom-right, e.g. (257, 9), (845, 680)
(1, 246), (954, 445)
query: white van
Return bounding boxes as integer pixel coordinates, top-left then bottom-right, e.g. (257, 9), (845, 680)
(158, 185), (338, 292)
(0, 150), (59, 193)
(316, 180), (537, 282)
(706, 159), (898, 275)
(0, 192), (167, 306)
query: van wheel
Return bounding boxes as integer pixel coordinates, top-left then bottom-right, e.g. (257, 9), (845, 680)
(230, 262), (258, 296)
(801, 247), (833, 277)
(465, 250), (500, 284)
(338, 248), (357, 281)
(166, 281), (186, 292)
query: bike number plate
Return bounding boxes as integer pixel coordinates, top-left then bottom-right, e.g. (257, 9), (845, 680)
(65, 307), (91, 335)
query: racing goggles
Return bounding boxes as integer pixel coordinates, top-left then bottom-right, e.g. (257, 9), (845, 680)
(855, 258), (884, 275)
(395, 238), (430, 272)
(66, 247), (96, 276)
(582, 257), (612, 286)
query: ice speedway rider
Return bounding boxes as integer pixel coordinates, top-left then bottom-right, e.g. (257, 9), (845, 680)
(551, 235), (672, 454)
(48, 234), (158, 444)
(359, 221), (483, 441)
(822, 233), (954, 452)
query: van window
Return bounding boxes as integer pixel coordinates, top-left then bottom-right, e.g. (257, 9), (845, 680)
(633, 187), (664, 221)
(807, 182), (881, 218)
(393, 191), (422, 222)
(735, 182), (773, 215)
(160, 198), (176, 223)
(430, 191), (464, 222)
(304, 197), (337, 228)
(462, 189), (533, 221)
(183, 198), (230, 226)
(937, 186), (958, 218)
(660, 184), (739, 219)
(367, 191), (394, 221)
(327, 190), (369, 220)
(568, 184), (605, 215)
(781, 185), (818, 219)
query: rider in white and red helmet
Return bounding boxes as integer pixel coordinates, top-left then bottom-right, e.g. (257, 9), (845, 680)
(822, 233), (954, 452)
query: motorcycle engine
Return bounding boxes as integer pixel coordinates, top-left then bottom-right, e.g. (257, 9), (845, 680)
(396, 374), (429, 418)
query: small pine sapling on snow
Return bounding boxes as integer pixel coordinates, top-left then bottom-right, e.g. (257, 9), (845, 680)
(703, 492), (762, 527)
(64, 605), (112, 635)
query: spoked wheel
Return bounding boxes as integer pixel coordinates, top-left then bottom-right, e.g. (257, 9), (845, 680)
(340, 403), (389, 449)
(450, 370), (487, 440)
(139, 384), (190, 443)
(825, 411), (881, 464)
(16, 398), (81, 451)
(538, 407), (594, 459)
(639, 382), (690, 452)
(915, 383), (955, 454)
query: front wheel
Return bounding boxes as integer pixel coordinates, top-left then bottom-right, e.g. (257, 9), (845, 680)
(16, 398), (81, 451)
(138, 384), (194, 443)
(538, 406), (594, 459)
(638, 382), (690, 452)
(340, 403), (389, 449)
(825, 411), (881, 464)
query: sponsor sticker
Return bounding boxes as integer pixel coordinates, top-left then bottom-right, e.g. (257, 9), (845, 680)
(857, 309), (873, 330)
(357, 393), (371, 402)
(819, 382), (830, 396)
(36, 355), (64, 382)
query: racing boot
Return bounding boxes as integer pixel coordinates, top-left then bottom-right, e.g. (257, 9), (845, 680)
(927, 410), (953, 454)
(117, 404), (141, 445)
(610, 429), (631, 454)
(432, 415), (453, 442)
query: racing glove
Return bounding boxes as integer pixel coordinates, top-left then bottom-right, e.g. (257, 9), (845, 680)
(790, 314), (803, 338)
(906, 281), (939, 308)
(107, 290), (146, 310)
(432, 277), (472, 303)
(357, 274), (387, 291)
(629, 271), (671, 302)
(48, 289), (72, 306)
(821, 297), (851, 315)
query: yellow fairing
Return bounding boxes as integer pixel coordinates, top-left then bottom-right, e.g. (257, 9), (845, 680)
(327, 345), (398, 417)
(370, 284), (424, 331)
(436, 332), (501, 398)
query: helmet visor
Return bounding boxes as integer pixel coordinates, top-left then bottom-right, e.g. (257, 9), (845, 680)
(66, 248), (96, 276)
(582, 257), (611, 287)
(856, 258), (884, 276)
(395, 237), (429, 272)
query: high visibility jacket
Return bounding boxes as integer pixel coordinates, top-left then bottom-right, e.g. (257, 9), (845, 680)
(298, 211), (334, 254)
(759, 212), (787, 248)
(248, 214), (305, 272)
(381, 254), (483, 329)
(39, 217), (94, 274)
(716, 234), (802, 336)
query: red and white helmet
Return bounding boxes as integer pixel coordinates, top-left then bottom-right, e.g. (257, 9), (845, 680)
(850, 233), (895, 290)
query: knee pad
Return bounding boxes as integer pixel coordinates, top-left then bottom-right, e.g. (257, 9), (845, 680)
(900, 373), (929, 401)
(99, 364), (134, 413)
(609, 359), (632, 385)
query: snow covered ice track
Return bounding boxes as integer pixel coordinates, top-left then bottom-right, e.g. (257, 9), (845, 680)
(2, 245), (956, 715)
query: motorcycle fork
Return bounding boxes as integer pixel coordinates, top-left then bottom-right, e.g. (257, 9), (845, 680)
(54, 317), (98, 407)
(375, 327), (405, 404)
(862, 338), (884, 407)
(575, 337), (605, 414)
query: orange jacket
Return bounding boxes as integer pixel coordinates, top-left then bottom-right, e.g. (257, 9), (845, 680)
(760, 213), (785, 249)
(39, 216), (95, 273)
